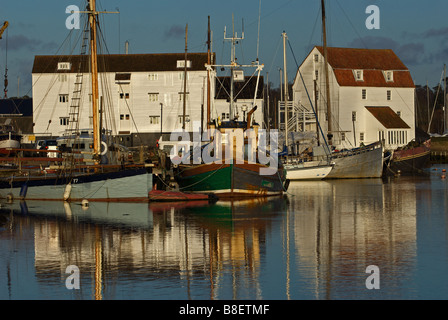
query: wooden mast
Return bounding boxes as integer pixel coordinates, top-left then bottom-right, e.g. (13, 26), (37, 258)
(207, 16), (211, 129)
(89, 0), (101, 162)
(321, 0), (332, 145)
(182, 24), (188, 130)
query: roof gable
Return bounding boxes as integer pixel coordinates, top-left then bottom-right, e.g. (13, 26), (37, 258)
(314, 47), (414, 88)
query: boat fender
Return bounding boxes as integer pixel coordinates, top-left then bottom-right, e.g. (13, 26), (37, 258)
(81, 199), (89, 209)
(64, 183), (72, 201)
(101, 141), (108, 156)
(6, 193), (13, 203)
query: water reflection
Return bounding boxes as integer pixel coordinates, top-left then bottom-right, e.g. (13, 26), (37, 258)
(0, 197), (286, 300)
(287, 178), (417, 299)
(2, 171), (447, 299)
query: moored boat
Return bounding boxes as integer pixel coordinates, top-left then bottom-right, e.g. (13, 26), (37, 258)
(0, 167), (152, 202)
(176, 160), (287, 199)
(285, 161), (333, 180)
(384, 139), (431, 175)
(0, 123), (21, 153)
(326, 141), (384, 179)
(0, 0), (152, 202)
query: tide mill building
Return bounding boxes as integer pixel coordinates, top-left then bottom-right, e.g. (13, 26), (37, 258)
(32, 52), (264, 147)
(292, 46), (416, 151)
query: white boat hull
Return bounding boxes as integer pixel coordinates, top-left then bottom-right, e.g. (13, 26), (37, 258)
(285, 164), (333, 180)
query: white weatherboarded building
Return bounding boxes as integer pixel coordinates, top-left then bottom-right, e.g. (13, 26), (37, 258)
(32, 53), (215, 146)
(292, 46), (415, 151)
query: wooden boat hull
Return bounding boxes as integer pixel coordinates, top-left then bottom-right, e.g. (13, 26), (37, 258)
(176, 162), (288, 199)
(326, 141), (384, 179)
(386, 142), (431, 174)
(0, 168), (152, 202)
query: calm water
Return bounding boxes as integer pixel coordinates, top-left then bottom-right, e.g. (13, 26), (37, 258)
(1, 165), (448, 300)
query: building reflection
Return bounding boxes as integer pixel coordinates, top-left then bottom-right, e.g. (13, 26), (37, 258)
(0, 196), (286, 300)
(287, 178), (417, 299)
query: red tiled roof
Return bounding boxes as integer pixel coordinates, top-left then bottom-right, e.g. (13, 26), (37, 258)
(365, 106), (411, 129)
(315, 47), (415, 88)
(32, 53), (214, 74)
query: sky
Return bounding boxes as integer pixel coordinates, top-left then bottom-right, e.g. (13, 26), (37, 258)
(1, 0), (448, 98)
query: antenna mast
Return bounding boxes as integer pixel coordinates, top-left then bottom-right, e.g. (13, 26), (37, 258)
(224, 13), (244, 120)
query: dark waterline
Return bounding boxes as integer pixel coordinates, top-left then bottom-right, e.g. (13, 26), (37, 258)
(1, 165), (448, 300)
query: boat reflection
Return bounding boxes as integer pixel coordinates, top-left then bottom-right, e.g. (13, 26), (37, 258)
(286, 178), (417, 299)
(0, 196), (287, 300)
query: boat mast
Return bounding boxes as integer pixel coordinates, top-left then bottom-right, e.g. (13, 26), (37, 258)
(207, 16), (211, 129)
(442, 64), (448, 134)
(321, 0), (332, 146)
(182, 24), (188, 130)
(282, 31), (288, 152)
(224, 14), (244, 120)
(88, 0), (101, 162)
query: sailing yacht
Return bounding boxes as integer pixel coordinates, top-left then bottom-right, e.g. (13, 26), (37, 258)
(279, 32), (334, 180)
(0, 0), (152, 202)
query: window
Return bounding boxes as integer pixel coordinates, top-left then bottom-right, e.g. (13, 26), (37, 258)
(59, 94), (69, 103)
(148, 93), (159, 102)
(314, 54), (319, 62)
(59, 74), (68, 82)
(360, 132), (365, 142)
(148, 73), (158, 81)
(57, 62), (71, 71)
(315, 70), (319, 81)
(120, 114), (130, 120)
(362, 89), (367, 100)
(60, 117), (69, 126)
(397, 111), (401, 117)
(352, 111), (357, 122)
(353, 70), (364, 81)
(387, 90), (392, 101)
(176, 60), (192, 68)
(222, 113), (226, 119)
(120, 93), (130, 99)
(341, 132), (346, 141)
(149, 116), (160, 124)
(178, 72), (190, 81)
(383, 70), (393, 82)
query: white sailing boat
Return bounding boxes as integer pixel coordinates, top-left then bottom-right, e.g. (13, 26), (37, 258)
(280, 32), (334, 180)
(0, 0), (152, 202)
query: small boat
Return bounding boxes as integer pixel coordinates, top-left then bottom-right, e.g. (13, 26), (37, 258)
(284, 160), (333, 180)
(384, 139), (431, 175)
(148, 189), (217, 202)
(0, 123), (21, 152)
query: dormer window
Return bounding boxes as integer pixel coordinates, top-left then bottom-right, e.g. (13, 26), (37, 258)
(383, 70), (394, 82)
(353, 69), (364, 81)
(57, 62), (71, 71)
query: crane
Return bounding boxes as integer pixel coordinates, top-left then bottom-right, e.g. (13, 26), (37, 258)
(0, 21), (8, 39)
